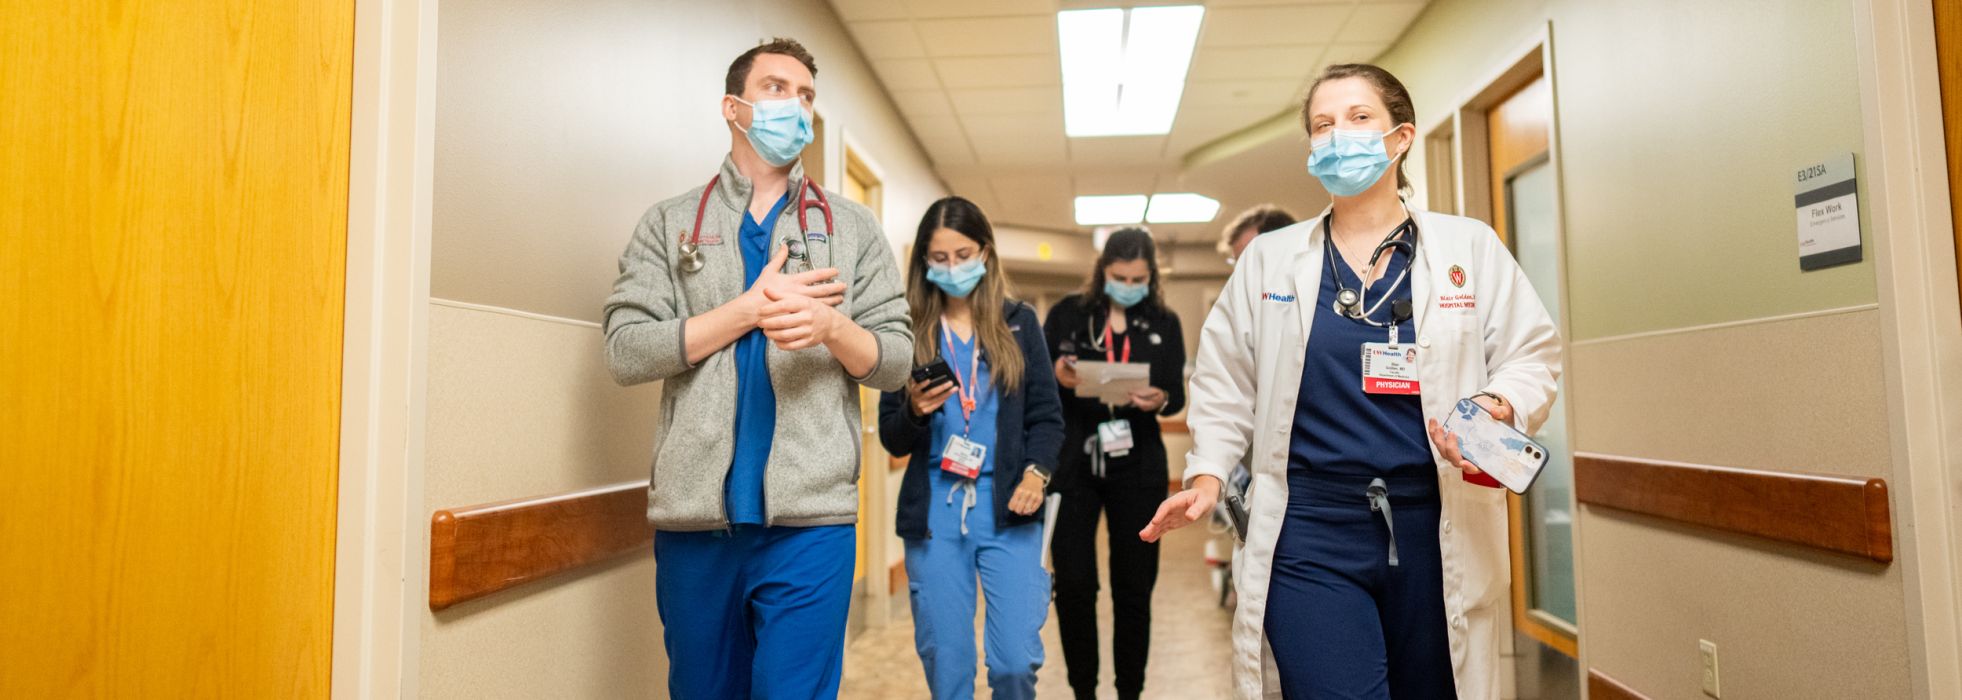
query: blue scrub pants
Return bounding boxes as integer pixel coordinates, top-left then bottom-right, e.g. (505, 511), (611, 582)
(904, 471), (1049, 699)
(654, 524), (855, 700)
(1265, 471), (1456, 700)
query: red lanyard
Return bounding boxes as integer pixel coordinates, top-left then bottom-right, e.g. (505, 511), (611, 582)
(1101, 320), (1132, 364)
(941, 318), (983, 433)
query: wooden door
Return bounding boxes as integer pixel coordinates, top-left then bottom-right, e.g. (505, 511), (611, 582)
(1484, 74), (1581, 659)
(1937, 0), (1961, 307)
(0, 1), (356, 695)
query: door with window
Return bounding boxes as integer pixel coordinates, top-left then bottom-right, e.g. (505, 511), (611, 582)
(1485, 72), (1580, 695)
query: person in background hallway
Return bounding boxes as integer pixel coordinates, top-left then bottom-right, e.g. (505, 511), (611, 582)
(1215, 203), (1299, 523)
(602, 37), (911, 700)
(1141, 63), (1561, 700)
(1044, 228), (1187, 700)
(1219, 203), (1298, 265)
(879, 196), (1065, 699)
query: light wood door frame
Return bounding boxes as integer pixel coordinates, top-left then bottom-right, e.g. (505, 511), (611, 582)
(839, 131), (894, 633)
(334, 0), (439, 696)
(1855, 0), (1962, 697)
(1484, 70), (1578, 661)
(1416, 27), (1584, 665)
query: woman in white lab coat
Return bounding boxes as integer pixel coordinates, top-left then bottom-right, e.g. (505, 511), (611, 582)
(1139, 64), (1561, 699)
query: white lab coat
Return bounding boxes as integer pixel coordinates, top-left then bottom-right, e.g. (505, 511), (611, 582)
(1182, 206), (1561, 699)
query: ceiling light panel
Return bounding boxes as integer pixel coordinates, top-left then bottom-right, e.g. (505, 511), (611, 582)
(1058, 5), (1204, 137)
(1145, 193), (1221, 223)
(1074, 194), (1148, 226)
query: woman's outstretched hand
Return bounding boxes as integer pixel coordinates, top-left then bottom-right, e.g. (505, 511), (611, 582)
(1139, 475), (1221, 543)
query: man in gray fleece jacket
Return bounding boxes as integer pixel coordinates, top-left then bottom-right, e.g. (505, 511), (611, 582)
(601, 38), (910, 699)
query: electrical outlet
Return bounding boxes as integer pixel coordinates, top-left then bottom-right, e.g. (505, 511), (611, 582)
(1699, 639), (1721, 698)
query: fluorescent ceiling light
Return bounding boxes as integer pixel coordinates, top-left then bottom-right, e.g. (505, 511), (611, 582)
(1145, 193), (1221, 223)
(1074, 195), (1148, 226)
(1058, 5), (1204, 137)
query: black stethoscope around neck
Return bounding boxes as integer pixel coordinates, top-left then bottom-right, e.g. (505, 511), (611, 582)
(1323, 214), (1418, 328)
(677, 174), (835, 274)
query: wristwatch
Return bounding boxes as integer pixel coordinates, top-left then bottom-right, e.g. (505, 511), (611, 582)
(1024, 463), (1052, 485)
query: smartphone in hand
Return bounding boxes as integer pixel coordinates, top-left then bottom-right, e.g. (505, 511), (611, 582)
(1442, 398), (1550, 494)
(911, 358), (959, 390)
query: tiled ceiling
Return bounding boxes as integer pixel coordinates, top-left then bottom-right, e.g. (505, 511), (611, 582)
(829, 0), (1430, 242)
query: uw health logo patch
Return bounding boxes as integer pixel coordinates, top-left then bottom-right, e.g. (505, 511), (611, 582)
(1449, 265), (1467, 288)
(1262, 292), (1296, 303)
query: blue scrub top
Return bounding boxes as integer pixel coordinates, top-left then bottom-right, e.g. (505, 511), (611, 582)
(727, 192), (791, 525)
(928, 329), (1000, 479)
(1289, 236), (1433, 480)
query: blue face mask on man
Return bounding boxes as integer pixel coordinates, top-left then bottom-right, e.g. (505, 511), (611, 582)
(1306, 126), (1406, 197)
(926, 258), (987, 298)
(1104, 280), (1149, 308)
(732, 95), (814, 167)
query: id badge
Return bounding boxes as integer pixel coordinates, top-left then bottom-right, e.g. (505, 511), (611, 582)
(940, 435), (985, 479)
(1097, 419), (1134, 457)
(1361, 342), (1421, 395)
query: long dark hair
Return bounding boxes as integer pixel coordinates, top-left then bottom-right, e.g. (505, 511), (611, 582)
(907, 196), (1024, 393)
(1083, 227), (1165, 313)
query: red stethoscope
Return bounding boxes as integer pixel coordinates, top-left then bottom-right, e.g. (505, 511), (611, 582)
(678, 174), (835, 274)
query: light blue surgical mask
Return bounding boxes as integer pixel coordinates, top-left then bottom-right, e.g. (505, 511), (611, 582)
(926, 258), (987, 298)
(1104, 280), (1149, 308)
(1306, 127), (1404, 197)
(732, 95), (814, 167)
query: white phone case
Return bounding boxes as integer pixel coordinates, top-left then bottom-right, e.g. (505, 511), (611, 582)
(1443, 398), (1550, 494)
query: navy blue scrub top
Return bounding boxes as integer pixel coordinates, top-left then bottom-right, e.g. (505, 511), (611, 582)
(1289, 234), (1434, 480)
(728, 192), (791, 525)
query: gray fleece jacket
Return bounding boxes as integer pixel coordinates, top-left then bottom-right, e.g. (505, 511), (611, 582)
(603, 156), (912, 531)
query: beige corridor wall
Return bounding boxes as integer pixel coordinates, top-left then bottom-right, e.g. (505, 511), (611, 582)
(420, 0), (946, 696)
(1374, 0), (1908, 697)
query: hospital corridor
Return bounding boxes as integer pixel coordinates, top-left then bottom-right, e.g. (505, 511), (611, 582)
(5, 0), (1962, 698)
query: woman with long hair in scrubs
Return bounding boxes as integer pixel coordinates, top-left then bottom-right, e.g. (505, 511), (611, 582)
(879, 196), (1064, 699)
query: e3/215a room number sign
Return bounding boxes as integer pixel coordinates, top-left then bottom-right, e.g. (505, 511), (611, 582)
(1794, 153), (1862, 271)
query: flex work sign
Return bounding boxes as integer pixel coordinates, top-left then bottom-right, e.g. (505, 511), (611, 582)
(1794, 153), (1862, 271)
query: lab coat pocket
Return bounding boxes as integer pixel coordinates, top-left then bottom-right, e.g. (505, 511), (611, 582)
(1455, 484), (1511, 609)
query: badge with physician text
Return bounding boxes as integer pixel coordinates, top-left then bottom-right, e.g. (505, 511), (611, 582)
(1361, 342), (1421, 395)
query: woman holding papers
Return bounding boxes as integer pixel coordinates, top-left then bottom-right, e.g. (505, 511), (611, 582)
(879, 196), (1064, 699)
(1137, 64), (1561, 700)
(1042, 227), (1186, 700)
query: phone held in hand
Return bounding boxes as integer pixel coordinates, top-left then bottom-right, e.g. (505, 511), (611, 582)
(1442, 398), (1550, 494)
(911, 358), (959, 390)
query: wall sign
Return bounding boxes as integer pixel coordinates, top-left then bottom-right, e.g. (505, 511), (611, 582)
(1794, 153), (1862, 271)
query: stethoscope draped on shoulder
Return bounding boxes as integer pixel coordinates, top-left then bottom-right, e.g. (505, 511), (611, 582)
(677, 174), (834, 275)
(677, 91), (837, 276)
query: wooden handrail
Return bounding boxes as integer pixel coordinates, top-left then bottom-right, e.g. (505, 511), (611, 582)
(1573, 453), (1892, 563)
(429, 481), (652, 610)
(1586, 669), (1653, 700)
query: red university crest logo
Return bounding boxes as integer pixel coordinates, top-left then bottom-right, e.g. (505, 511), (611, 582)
(1449, 265), (1466, 288)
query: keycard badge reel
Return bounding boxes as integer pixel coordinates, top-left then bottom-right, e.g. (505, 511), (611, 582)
(1442, 398), (1549, 494)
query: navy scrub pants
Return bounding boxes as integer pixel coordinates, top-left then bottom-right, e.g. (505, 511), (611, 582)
(654, 524), (855, 699)
(1264, 471), (1457, 700)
